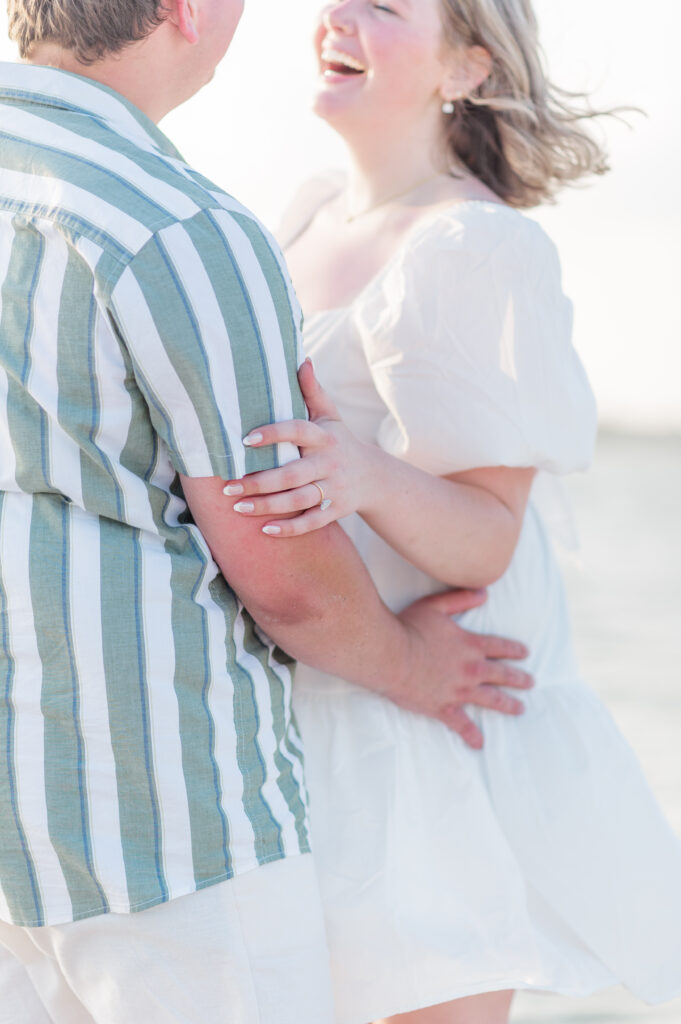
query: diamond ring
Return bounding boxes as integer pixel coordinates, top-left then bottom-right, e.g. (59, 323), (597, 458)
(312, 482), (332, 512)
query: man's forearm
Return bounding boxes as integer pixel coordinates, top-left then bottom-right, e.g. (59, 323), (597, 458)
(241, 526), (413, 693)
(181, 474), (532, 747)
(181, 474), (412, 696)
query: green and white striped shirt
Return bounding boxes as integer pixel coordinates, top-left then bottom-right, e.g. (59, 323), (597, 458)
(0, 62), (310, 927)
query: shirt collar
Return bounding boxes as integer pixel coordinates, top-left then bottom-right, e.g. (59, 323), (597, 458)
(0, 61), (184, 160)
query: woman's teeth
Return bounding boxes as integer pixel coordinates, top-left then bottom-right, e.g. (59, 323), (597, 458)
(321, 49), (367, 75)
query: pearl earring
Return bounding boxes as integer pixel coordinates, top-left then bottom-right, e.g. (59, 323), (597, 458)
(442, 92), (465, 114)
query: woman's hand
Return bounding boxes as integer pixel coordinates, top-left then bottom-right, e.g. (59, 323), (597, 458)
(223, 360), (372, 537)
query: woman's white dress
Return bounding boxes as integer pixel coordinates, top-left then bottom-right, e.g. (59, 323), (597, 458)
(282, 185), (681, 1024)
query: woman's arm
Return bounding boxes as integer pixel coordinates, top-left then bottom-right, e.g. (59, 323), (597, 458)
(226, 361), (534, 589)
(362, 455), (534, 588)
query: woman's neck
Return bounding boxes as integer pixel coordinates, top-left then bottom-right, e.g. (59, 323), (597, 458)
(338, 126), (500, 221)
(344, 161), (445, 221)
(338, 112), (450, 217)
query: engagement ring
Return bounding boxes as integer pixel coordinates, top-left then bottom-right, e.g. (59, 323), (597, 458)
(312, 481), (332, 512)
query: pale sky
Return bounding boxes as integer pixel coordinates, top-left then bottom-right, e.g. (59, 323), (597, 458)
(1, 1), (679, 432)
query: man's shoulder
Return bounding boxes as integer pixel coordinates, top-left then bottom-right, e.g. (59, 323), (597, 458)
(108, 153), (288, 296)
(0, 97), (274, 285)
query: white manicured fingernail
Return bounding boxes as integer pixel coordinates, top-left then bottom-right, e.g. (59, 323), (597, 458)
(262, 525), (281, 535)
(233, 501), (254, 513)
(223, 484), (243, 496)
(243, 432), (263, 446)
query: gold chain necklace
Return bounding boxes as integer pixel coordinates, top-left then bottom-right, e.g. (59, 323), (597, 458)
(344, 173), (441, 224)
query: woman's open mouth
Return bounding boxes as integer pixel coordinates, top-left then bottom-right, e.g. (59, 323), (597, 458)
(320, 48), (367, 79)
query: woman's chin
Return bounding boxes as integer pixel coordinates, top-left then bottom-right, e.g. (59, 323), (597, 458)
(312, 85), (365, 130)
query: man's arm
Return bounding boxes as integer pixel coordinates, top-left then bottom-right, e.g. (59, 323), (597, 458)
(181, 475), (533, 749)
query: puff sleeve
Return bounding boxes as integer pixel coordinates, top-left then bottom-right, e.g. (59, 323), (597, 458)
(353, 205), (597, 476)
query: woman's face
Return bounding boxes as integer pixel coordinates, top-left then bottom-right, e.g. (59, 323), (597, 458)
(312, 0), (456, 133)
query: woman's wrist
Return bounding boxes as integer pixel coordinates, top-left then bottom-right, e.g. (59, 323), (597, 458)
(355, 442), (394, 519)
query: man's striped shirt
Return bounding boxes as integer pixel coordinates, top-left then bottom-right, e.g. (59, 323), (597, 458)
(0, 62), (310, 927)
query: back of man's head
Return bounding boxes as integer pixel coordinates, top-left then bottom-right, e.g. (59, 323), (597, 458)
(8, 0), (165, 65)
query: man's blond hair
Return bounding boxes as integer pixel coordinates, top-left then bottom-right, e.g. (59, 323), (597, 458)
(7, 0), (166, 64)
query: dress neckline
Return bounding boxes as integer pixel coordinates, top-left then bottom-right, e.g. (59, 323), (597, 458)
(299, 198), (510, 321)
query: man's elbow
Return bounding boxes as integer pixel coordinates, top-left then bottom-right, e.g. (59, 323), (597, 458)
(243, 586), (325, 631)
(227, 528), (351, 632)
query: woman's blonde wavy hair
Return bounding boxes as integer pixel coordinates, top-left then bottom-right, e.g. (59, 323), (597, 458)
(440, 0), (610, 207)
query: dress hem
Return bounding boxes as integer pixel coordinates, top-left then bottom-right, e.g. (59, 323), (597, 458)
(336, 974), (681, 1024)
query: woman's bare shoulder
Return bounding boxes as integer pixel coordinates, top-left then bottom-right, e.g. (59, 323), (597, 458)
(277, 170), (346, 249)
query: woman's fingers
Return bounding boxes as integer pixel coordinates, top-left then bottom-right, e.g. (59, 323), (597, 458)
(298, 359), (341, 421)
(233, 483), (331, 519)
(240, 418), (330, 452)
(223, 457), (322, 498)
(261, 506), (338, 538)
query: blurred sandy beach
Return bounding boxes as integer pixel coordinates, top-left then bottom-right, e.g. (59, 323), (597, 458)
(513, 431), (681, 1022)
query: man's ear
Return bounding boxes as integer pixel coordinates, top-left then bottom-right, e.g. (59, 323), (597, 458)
(167, 0), (200, 44)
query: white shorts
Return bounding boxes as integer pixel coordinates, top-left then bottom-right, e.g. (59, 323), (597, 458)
(0, 854), (335, 1024)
